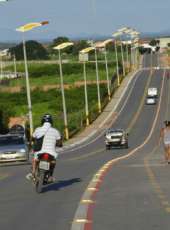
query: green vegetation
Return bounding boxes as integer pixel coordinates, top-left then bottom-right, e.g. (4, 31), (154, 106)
(4, 62), (118, 88)
(1, 37), (126, 137)
(0, 81), (122, 137)
(6, 62), (116, 77)
(7, 36), (123, 61)
(9, 40), (49, 60)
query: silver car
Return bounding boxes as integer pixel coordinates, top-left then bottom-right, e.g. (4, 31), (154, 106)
(105, 129), (128, 150)
(0, 134), (29, 163)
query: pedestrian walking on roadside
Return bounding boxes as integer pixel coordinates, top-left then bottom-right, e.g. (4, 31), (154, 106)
(160, 121), (170, 163)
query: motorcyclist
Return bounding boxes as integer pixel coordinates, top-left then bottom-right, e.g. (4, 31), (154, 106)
(26, 114), (62, 181)
(160, 121), (170, 163)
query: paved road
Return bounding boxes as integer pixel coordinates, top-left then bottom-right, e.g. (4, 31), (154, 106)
(0, 53), (169, 230)
(92, 69), (170, 230)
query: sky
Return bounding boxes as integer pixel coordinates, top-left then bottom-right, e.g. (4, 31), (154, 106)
(0, 0), (170, 42)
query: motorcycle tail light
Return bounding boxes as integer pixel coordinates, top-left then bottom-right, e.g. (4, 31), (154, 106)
(42, 153), (49, 160)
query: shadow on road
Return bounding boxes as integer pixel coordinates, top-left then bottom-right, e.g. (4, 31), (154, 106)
(43, 177), (81, 193)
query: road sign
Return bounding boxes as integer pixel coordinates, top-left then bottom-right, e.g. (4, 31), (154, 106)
(79, 53), (89, 62)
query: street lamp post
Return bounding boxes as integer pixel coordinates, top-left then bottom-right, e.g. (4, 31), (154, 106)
(104, 48), (111, 100)
(53, 42), (74, 140)
(120, 27), (139, 71)
(0, 50), (8, 80)
(114, 39), (120, 86)
(13, 54), (17, 78)
(113, 32), (122, 86)
(79, 47), (95, 126)
(130, 32), (140, 70)
(134, 38), (139, 69)
(120, 38), (125, 76)
(83, 60), (89, 126)
(126, 41), (129, 70)
(94, 46), (101, 113)
(118, 27), (132, 71)
(16, 21), (49, 136)
(96, 39), (113, 100)
(22, 32), (33, 135)
(0, 55), (3, 80)
(116, 30), (126, 76)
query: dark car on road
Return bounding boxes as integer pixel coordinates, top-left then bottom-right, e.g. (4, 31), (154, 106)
(0, 134), (29, 163)
(105, 129), (128, 149)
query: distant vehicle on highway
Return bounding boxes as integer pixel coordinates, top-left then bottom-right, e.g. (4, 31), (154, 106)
(147, 87), (158, 98)
(105, 129), (128, 149)
(146, 96), (157, 105)
(0, 134), (29, 163)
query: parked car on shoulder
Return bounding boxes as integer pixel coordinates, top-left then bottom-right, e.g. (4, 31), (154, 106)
(0, 134), (29, 163)
(105, 129), (128, 149)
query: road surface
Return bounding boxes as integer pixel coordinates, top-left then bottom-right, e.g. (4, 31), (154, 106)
(0, 53), (169, 230)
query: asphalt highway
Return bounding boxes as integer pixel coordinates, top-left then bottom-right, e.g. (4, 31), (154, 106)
(0, 53), (169, 230)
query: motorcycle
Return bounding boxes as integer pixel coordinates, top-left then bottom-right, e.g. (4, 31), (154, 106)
(34, 153), (56, 193)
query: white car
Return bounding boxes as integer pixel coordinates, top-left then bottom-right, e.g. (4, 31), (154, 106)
(105, 129), (128, 149)
(146, 96), (156, 105)
(147, 87), (158, 98)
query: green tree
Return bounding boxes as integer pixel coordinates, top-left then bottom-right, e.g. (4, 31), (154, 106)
(52, 36), (70, 46)
(72, 40), (89, 54)
(50, 36), (72, 55)
(9, 40), (49, 60)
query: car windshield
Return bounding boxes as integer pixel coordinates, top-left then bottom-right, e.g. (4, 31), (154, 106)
(0, 136), (24, 146)
(107, 130), (123, 135)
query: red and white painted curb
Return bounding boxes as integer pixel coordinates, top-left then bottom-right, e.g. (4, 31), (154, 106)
(71, 70), (165, 230)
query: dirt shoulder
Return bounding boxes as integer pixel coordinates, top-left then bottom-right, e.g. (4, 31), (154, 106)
(0, 80), (108, 93)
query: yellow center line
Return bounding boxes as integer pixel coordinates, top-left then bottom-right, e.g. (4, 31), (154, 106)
(66, 69), (154, 162)
(127, 69), (154, 133)
(71, 67), (166, 229)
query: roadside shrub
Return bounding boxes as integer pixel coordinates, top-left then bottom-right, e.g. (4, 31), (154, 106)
(0, 83), (110, 137)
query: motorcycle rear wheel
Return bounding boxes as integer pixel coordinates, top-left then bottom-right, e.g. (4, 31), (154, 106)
(36, 170), (45, 193)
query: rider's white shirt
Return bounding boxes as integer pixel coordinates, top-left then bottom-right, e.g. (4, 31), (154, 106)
(33, 122), (61, 159)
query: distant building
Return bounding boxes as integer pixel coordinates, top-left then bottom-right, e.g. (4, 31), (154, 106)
(157, 37), (170, 48)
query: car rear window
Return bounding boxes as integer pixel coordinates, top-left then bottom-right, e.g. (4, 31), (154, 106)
(0, 136), (24, 146)
(107, 130), (123, 136)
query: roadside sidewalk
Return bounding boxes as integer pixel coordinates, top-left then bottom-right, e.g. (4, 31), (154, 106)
(63, 69), (139, 150)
